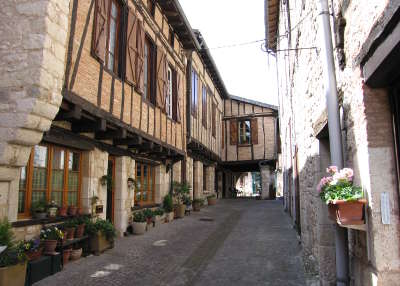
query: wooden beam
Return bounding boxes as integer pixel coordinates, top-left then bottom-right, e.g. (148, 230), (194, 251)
(55, 105), (82, 121)
(114, 135), (143, 146)
(71, 118), (106, 133)
(95, 129), (127, 140)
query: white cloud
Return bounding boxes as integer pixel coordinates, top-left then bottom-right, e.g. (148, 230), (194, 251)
(179, 0), (278, 105)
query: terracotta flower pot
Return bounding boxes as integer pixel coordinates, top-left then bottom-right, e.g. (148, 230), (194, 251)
(59, 207), (68, 217)
(68, 206), (78, 216)
(75, 224), (85, 238)
(70, 248), (82, 261)
(26, 247), (43, 261)
(207, 197), (217, 206)
(66, 227), (76, 240)
(193, 202), (201, 211)
(328, 199), (367, 225)
(43, 239), (58, 254)
(0, 262), (27, 286)
(63, 249), (72, 265)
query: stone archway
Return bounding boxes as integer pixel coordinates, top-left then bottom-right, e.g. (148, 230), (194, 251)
(0, 0), (71, 220)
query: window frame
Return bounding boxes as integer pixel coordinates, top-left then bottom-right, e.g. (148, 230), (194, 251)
(105, 0), (122, 75)
(191, 70), (198, 116)
(135, 162), (156, 206)
(166, 65), (173, 118)
(18, 144), (82, 219)
(238, 119), (251, 145)
(143, 35), (156, 105)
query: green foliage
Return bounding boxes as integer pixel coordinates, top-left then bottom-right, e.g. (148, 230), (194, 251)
(40, 226), (64, 240)
(31, 200), (47, 213)
(183, 195), (192, 206)
(321, 183), (363, 204)
(85, 219), (116, 242)
(0, 218), (14, 248)
(63, 219), (77, 229)
(74, 216), (89, 225)
(193, 198), (204, 205)
(153, 208), (164, 216)
(132, 211), (146, 223)
(207, 194), (216, 199)
(163, 194), (173, 213)
(172, 181), (191, 204)
(142, 209), (154, 219)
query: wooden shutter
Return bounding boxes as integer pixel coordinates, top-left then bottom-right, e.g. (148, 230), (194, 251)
(172, 69), (177, 121)
(222, 121), (225, 149)
(136, 20), (145, 94)
(230, 119), (237, 145)
(176, 72), (182, 122)
(125, 9), (138, 85)
(92, 0), (110, 63)
(251, 118), (258, 144)
(156, 48), (167, 111)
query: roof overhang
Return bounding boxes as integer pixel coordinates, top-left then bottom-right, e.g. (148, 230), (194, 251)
(193, 30), (229, 99)
(156, 0), (200, 50)
(265, 0), (280, 52)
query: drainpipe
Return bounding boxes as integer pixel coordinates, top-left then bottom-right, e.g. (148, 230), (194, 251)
(318, 0), (349, 285)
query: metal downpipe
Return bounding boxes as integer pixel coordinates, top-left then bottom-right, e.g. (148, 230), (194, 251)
(318, 0), (349, 285)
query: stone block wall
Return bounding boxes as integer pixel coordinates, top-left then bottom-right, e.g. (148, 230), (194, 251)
(193, 160), (203, 199)
(155, 164), (170, 204)
(205, 165), (216, 195)
(0, 0), (71, 221)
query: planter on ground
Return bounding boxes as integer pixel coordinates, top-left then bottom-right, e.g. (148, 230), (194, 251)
(328, 199), (367, 225)
(70, 248), (82, 261)
(90, 232), (112, 255)
(0, 262), (27, 286)
(132, 222), (147, 235)
(175, 204), (185, 218)
(207, 195), (217, 206)
(165, 212), (174, 222)
(63, 249), (72, 265)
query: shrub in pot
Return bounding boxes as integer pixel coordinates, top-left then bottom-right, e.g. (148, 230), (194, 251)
(63, 219), (76, 240)
(193, 198), (203, 211)
(23, 238), (43, 261)
(31, 200), (47, 219)
(47, 200), (58, 218)
(142, 209), (154, 228)
(0, 220), (27, 286)
(40, 226), (64, 254)
(132, 211), (147, 235)
(318, 166), (366, 225)
(153, 208), (165, 226)
(163, 194), (174, 222)
(173, 181), (191, 218)
(86, 219), (116, 255)
(207, 194), (217, 206)
(74, 216), (87, 238)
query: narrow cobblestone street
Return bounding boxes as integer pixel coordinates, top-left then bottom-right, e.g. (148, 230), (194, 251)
(35, 200), (306, 286)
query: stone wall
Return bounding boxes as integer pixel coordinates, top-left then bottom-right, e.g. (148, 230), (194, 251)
(0, 0), (71, 220)
(276, 0), (400, 285)
(193, 160), (203, 199)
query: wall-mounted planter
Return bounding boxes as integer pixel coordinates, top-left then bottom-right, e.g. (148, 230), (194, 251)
(328, 199), (367, 226)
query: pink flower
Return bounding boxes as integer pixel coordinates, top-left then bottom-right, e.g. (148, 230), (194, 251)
(341, 168), (354, 181)
(326, 166), (338, 175)
(317, 176), (332, 192)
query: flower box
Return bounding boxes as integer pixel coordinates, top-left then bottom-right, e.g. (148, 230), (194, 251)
(328, 199), (367, 225)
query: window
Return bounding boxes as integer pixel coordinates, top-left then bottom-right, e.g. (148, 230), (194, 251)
(238, 120), (251, 144)
(166, 66), (173, 118)
(18, 145), (82, 218)
(144, 37), (156, 104)
(202, 85), (207, 127)
(191, 70), (198, 116)
(106, 0), (121, 73)
(135, 163), (155, 205)
(212, 103), (216, 137)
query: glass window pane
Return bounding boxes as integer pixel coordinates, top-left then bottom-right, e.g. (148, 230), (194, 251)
(18, 166), (27, 213)
(111, 2), (117, 17)
(68, 152), (80, 207)
(51, 148), (64, 206)
(33, 146), (47, 168)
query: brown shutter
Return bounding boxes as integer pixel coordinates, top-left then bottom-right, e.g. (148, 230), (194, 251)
(125, 9), (138, 85)
(176, 72), (182, 122)
(136, 20), (145, 94)
(156, 48), (167, 111)
(92, 0), (110, 63)
(251, 118), (258, 144)
(222, 121), (225, 149)
(230, 119), (237, 145)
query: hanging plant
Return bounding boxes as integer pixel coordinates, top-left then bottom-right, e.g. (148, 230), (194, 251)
(100, 175), (108, 186)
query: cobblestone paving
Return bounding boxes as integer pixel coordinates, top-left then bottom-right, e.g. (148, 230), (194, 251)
(35, 200), (306, 286)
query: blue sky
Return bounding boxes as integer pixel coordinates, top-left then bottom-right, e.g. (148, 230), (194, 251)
(179, 0), (278, 105)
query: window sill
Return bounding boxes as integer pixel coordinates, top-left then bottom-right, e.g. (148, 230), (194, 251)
(12, 214), (90, 228)
(238, 143), (251, 147)
(131, 203), (160, 211)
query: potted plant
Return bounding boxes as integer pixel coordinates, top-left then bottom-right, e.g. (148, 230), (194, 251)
(68, 205), (78, 216)
(40, 226), (63, 254)
(0, 219), (28, 286)
(47, 200), (58, 218)
(207, 194), (217, 206)
(131, 211), (147, 235)
(74, 216), (87, 238)
(86, 219), (116, 255)
(193, 198), (203, 212)
(59, 205), (68, 217)
(63, 219), (76, 240)
(153, 208), (165, 227)
(143, 209), (154, 230)
(31, 200), (47, 219)
(318, 166), (366, 225)
(173, 181), (191, 219)
(23, 238), (42, 261)
(163, 194), (174, 222)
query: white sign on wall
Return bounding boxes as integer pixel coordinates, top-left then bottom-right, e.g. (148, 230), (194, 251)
(381, 192), (390, 225)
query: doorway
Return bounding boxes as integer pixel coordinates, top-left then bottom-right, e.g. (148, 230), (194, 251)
(106, 157), (115, 223)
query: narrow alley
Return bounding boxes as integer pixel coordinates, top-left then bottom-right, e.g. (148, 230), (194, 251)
(35, 200), (306, 286)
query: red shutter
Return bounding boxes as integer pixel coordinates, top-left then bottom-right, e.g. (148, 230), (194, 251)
(136, 20), (145, 94)
(251, 118), (258, 144)
(176, 72), (182, 122)
(156, 48), (167, 111)
(92, 0), (110, 63)
(125, 9), (138, 86)
(230, 119), (237, 145)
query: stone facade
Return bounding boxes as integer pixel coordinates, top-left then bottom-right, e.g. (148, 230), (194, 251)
(270, 0), (400, 285)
